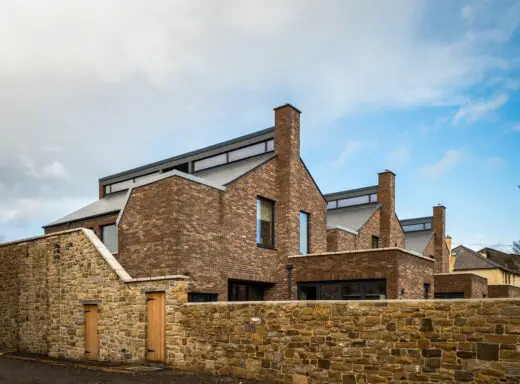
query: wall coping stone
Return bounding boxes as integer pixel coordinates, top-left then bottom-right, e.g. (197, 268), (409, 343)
(435, 272), (488, 281)
(185, 298), (520, 305)
(326, 225), (358, 235)
(288, 246), (434, 262)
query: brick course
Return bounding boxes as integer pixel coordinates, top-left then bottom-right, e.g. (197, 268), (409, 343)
(488, 284), (520, 298)
(434, 273), (488, 298)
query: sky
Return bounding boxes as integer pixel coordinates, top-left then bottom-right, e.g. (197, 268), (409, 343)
(0, 0), (519, 251)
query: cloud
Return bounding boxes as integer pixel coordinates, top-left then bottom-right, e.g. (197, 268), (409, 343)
(421, 149), (464, 179)
(485, 156), (507, 171)
(0, 0), (516, 240)
(334, 140), (378, 167)
(452, 94), (509, 125)
(386, 147), (411, 168)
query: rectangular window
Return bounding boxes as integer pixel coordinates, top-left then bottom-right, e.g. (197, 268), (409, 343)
(193, 153), (227, 172)
(424, 283), (430, 299)
(256, 197), (274, 248)
(228, 281), (268, 301)
(110, 179), (134, 193)
(297, 279), (386, 301)
(101, 224), (118, 254)
(300, 211), (309, 254)
(371, 235), (379, 249)
(337, 195), (370, 208)
(327, 201), (337, 209)
(434, 292), (465, 299)
(188, 293), (218, 302)
(266, 139), (275, 152)
(228, 142), (265, 162)
(369, 193), (378, 203)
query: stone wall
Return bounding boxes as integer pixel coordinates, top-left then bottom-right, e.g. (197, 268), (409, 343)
(0, 229), (188, 362)
(489, 285), (520, 298)
(289, 249), (434, 299)
(172, 299), (520, 383)
(434, 273), (488, 298)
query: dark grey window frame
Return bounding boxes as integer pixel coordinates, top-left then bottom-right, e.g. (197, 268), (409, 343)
(188, 293), (218, 302)
(297, 279), (387, 300)
(371, 235), (380, 249)
(299, 211), (310, 254)
(256, 196), (275, 249)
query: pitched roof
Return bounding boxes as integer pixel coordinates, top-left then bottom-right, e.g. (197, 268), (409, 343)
(326, 203), (380, 232)
(44, 154), (274, 228)
(192, 153), (274, 185)
(404, 230), (434, 254)
(44, 191), (127, 228)
(478, 247), (520, 273)
(324, 185), (378, 201)
(453, 245), (504, 270)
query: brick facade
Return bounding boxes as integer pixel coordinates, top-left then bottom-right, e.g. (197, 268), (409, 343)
(434, 273), (488, 298)
(433, 205), (449, 273)
(488, 284), (520, 298)
(289, 248), (434, 299)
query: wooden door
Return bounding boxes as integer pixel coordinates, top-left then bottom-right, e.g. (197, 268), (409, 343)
(84, 305), (99, 359)
(146, 292), (165, 362)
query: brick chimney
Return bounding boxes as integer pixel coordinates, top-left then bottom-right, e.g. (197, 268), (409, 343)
(433, 205), (448, 273)
(377, 170), (396, 248)
(274, 103), (302, 257)
(446, 235), (455, 272)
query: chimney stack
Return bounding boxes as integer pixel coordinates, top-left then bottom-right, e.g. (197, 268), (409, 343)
(433, 205), (448, 273)
(274, 103), (301, 165)
(378, 170), (396, 248)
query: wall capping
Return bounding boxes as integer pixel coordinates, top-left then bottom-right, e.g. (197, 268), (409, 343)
(288, 247), (434, 262)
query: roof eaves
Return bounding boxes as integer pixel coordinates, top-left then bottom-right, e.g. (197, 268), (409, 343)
(324, 185), (378, 200)
(326, 225), (359, 235)
(223, 154), (277, 186)
(42, 210), (121, 229)
(300, 158), (327, 203)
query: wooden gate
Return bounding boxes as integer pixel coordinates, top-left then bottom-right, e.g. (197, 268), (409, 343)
(146, 292), (165, 362)
(84, 305), (99, 359)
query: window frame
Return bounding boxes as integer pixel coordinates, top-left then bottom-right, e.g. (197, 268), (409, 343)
(299, 211), (310, 254)
(424, 283), (431, 299)
(256, 196), (275, 249)
(297, 279), (386, 301)
(100, 223), (118, 254)
(188, 293), (218, 302)
(371, 235), (380, 249)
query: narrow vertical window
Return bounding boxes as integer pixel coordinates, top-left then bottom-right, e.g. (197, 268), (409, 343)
(300, 211), (309, 254)
(371, 235), (379, 249)
(424, 283), (430, 299)
(256, 198), (274, 248)
(101, 224), (118, 254)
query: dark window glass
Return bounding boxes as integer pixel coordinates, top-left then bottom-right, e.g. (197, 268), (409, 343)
(321, 284), (341, 300)
(298, 285), (318, 300)
(300, 211), (309, 254)
(363, 281), (386, 299)
(342, 282), (362, 299)
(434, 292), (465, 299)
(424, 283), (430, 299)
(257, 198), (274, 248)
(188, 293), (218, 302)
(371, 235), (379, 249)
(101, 224), (118, 253)
(228, 281), (267, 301)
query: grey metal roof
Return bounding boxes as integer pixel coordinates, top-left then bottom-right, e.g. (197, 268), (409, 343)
(326, 203), (381, 231)
(453, 245), (504, 270)
(193, 153), (275, 186)
(44, 191), (127, 228)
(99, 127), (274, 185)
(324, 185), (378, 201)
(400, 216), (433, 226)
(405, 230), (434, 254)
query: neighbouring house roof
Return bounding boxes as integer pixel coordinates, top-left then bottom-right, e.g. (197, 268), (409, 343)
(400, 216), (433, 227)
(44, 191), (127, 228)
(99, 127), (274, 185)
(404, 230), (434, 254)
(193, 153), (275, 185)
(478, 247), (520, 273)
(324, 185), (378, 201)
(326, 203), (380, 232)
(453, 245), (505, 271)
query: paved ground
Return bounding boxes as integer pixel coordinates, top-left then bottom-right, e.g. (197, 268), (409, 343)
(0, 356), (262, 384)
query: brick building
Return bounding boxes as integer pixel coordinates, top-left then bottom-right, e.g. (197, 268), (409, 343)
(41, 104), (460, 301)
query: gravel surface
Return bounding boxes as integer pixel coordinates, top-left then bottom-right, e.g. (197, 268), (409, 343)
(0, 357), (264, 384)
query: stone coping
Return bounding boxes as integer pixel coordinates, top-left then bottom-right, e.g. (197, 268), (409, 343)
(185, 298), (520, 305)
(288, 247), (434, 262)
(435, 272), (488, 280)
(488, 283), (520, 287)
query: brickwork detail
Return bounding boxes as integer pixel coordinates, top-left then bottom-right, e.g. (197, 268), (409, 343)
(489, 284), (520, 298)
(434, 273), (488, 298)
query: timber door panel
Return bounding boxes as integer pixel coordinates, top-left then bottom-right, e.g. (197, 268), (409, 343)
(146, 292), (165, 362)
(84, 305), (99, 359)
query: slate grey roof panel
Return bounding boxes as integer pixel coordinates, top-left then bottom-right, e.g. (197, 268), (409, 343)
(404, 230), (434, 254)
(453, 245), (503, 270)
(44, 191), (127, 227)
(324, 186), (378, 201)
(326, 203), (380, 231)
(401, 216), (433, 226)
(193, 153), (274, 186)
